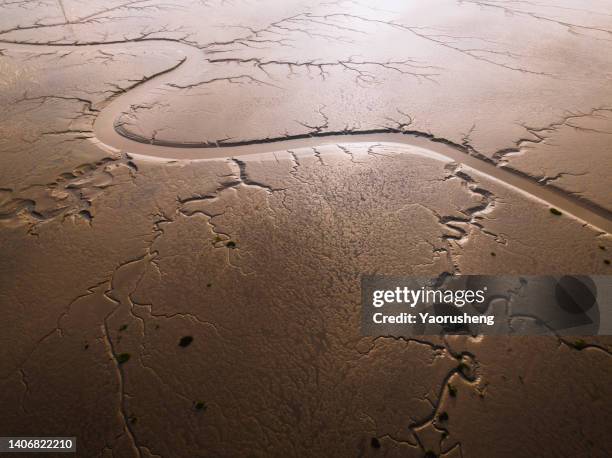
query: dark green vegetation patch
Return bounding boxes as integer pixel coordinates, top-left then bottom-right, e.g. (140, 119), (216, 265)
(117, 353), (131, 364)
(179, 336), (194, 348)
(549, 207), (562, 216)
(194, 401), (207, 411)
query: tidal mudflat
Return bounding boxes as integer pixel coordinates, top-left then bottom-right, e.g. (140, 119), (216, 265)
(1, 1), (611, 456)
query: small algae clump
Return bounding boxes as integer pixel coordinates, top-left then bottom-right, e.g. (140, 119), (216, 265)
(370, 437), (381, 449)
(193, 401), (207, 412)
(179, 336), (194, 348)
(572, 339), (587, 350)
(117, 353), (131, 365)
(457, 362), (469, 375)
(447, 383), (457, 397)
(549, 207), (562, 216)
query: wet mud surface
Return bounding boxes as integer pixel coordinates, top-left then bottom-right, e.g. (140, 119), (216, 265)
(1, 1), (611, 457)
